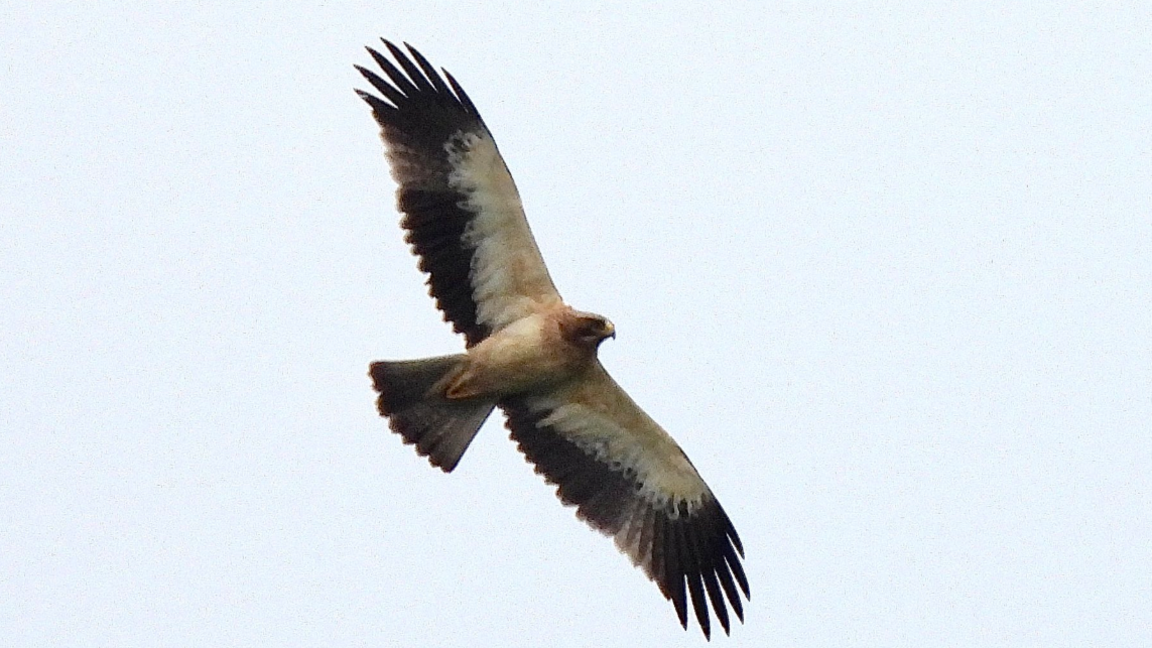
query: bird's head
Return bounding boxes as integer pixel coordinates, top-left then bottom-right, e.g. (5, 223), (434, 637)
(561, 311), (616, 349)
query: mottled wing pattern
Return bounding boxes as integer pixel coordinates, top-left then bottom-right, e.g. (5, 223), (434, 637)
(501, 364), (749, 639)
(355, 41), (563, 346)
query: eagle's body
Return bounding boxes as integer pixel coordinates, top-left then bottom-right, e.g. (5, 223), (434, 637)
(448, 306), (607, 398)
(356, 41), (749, 639)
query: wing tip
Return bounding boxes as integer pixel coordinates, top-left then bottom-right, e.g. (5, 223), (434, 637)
(662, 497), (750, 638)
(356, 38), (485, 131)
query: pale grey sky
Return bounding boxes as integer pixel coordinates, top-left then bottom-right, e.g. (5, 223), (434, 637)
(3, 3), (1150, 646)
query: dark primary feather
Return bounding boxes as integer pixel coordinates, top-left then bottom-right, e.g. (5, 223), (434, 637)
(355, 41), (491, 347)
(502, 399), (750, 640)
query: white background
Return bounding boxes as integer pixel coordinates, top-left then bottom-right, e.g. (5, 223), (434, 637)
(3, 3), (1150, 646)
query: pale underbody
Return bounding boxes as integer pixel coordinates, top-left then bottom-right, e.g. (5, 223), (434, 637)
(441, 305), (608, 400)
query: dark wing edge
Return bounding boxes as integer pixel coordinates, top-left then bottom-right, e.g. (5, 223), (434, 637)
(501, 397), (750, 640)
(354, 40), (490, 346)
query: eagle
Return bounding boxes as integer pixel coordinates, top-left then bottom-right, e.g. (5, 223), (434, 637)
(355, 40), (749, 639)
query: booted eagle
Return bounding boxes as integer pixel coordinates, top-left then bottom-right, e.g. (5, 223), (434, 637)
(355, 40), (749, 639)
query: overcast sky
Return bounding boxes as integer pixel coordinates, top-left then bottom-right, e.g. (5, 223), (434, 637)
(3, 3), (1150, 647)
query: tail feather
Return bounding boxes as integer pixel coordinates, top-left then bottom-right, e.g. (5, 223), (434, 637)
(369, 355), (495, 472)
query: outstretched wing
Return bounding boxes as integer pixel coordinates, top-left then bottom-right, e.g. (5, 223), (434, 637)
(501, 364), (750, 639)
(355, 41), (563, 347)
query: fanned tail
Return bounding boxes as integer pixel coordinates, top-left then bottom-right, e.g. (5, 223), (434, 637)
(369, 355), (495, 472)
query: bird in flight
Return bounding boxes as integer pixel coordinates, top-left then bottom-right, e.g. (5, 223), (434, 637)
(355, 40), (749, 639)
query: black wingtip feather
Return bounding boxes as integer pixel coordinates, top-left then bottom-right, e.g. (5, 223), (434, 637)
(444, 70), (481, 117)
(366, 45), (418, 98)
(698, 534), (730, 636)
(355, 65), (407, 108)
(354, 87), (395, 117)
(715, 557), (745, 623)
(405, 43), (453, 96)
(723, 538), (751, 599)
(682, 526), (711, 640)
(385, 40), (434, 93)
(726, 515), (745, 557)
(665, 518), (689, 631)
(650, 516), (667, 596)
